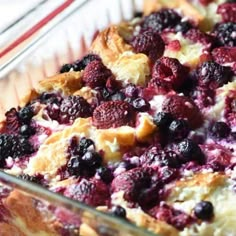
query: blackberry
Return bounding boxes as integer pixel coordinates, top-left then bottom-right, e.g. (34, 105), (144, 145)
(141, 9), (182, 33)
(168, 119), (190, 141)
(178, 139), (204, 163)
(97, 167), (114, 184)
(78, 137), (94, 155)
(214, 22), (236, 47)
(132, 98), (150, 112)
(0, 134), (34, 166)
(60, 63), (76, 73)
(81, 151), (102, 169)
(153, 112), (173, 131)
(74, 54), (101, 71)
(19, 124), (36, 137)
(210, 122), (231, 139)
(59, 96), (92, 124)
(111, 205), (127, 219)
(18, 106), (34, 124)
(195, 61), (232, 89)
(194, 201), (214, 220)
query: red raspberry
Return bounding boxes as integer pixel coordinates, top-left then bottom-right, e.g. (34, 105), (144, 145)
(83, 60), (112, 88)
(224, 93), (236, 126)
(111, 167), (155, 203)
(217, 3), (236, 23)
(131, 31), (165, 62)
(5, 108), (20, 133)
(64, 178), (109, 207)
(199, 0), (214, 5)
(92, 101), (135, 129)
(212, 47), (236, 64)
(185, 29), (214, 48)
(162, 95), (203, 129)
(151, 57), (189, 90)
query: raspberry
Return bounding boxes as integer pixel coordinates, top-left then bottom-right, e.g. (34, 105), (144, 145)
(5, 108), (20, 133)
(217, 3), (236, 23)
(131, 30), (164, 62)
(111, 167), (156, 204)
(147, 78), (173, 93)
(0, 134), (34, 166)
(64, 178), (109, 207)
(141, 9), (181, 33)
(195, 61), (232, 89)
(224, 94), (236, 126)
(199, 0), (214, 5)
(185, 29), (214, 48)
(162, 95), (203, 128)
(151, 57), (188, 90)
(213, 22), (236, 47)
(83, 60), (112, 88)
(212, 47), (236, 64)
(92, 101), (135, 129)
(59, 96), (92, 124)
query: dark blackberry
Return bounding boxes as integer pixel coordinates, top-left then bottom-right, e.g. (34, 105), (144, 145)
(210, 122), (231, 139)
(78, 137), (94, 155)
(59, 96), (92, 124)
(214, 22), (236, 47)
(153, 112), (173, 131)
(194, 201), (214, 220)
(175, 21), (193, 33)
(81, 151), (102, 169)
(60, 63), (76, 73)
(132, 98), (150, 112)
(0, 134), (34, 166)
(141, 9), (182, 33)
(74, 54), (101, 71)
(19, 124), (36, 137)
(110, 92), (126, 101)
(168, 119), (190, 141)
(97, 167), (114, 184)
(195, 61), (232, 89)
(18, 106), (34, 124)
(111, 205), (127, 219)
(18, 174), (41, 184)
(178, 139), (205, 163)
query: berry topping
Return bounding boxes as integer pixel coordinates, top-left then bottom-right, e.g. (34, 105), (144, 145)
(162, 95), (203, 129)
(5, 108), (20, 133)
(92, 101), (135, 129)
(59, 96), (92, 124)
(194, 201), (214, 221)
(178, 139), (205, 163)
(153, 112), (174, 131)
(18, 106), (34, 124)
(141, 9), (181, 33)
(174, 21), (193, 33)
(97, 167), (114, 184)
(82, 60), (112, 89)
(195, 61), (232, 89)
(213, 22), (236, 47)
(122, 84), (139, 98)
(151, 57), (188, 90)
(210, 121), (231, 139)
(132, 98), (150, 112)
(212, 47), (236, 64)
(111, 205), (127, 219)
(111, 167), (154, 203)
(131, 30), (164, 62)
(64, 178), (109, 206)
(19, 124), (36, 137)
(217, 3), (236, 23)
(81, 151), (102, 169)
(0, 134), (34, 166)
(77, 137), (94, 155)
(168, 119), (190, 141)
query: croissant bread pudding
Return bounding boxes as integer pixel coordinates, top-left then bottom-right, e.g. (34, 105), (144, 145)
(0, 0), (236, 235)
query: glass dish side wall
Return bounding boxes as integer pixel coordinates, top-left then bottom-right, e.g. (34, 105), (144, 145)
(0, 0), (155, 235)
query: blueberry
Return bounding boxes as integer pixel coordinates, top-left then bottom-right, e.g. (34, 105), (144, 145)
(169, 119), (190, 141)
(19, 124), (35, 137)
(97, 167), (114, 184)
(153, 112), (173, 130)
(102, 88), (111, 100)
(110, 92), (126, 101)
(78, 137), (94, 154)
(18, 106), (34, 124)
(210, 121), (231, 139)
(178, 139), (205, 163)
(111, 205), (127, 219)
(194, 201), (214, 220)
(132, 98), (150, 112)
(175, 21), (193, 33)
(82, 151), (102, 168)
(67, 156), (83, 176)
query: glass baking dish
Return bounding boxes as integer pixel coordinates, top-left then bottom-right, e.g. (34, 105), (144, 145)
(0, 0), (156, 235)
